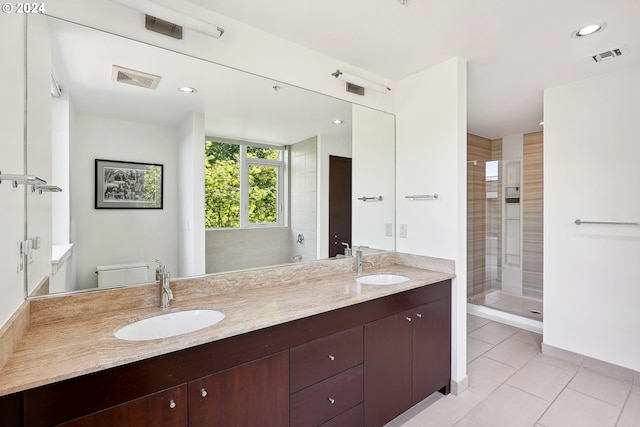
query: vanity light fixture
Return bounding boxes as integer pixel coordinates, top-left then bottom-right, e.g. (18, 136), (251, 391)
(331, 69), (390, 96)
(572, 22), (606, 38)
(332, 119), (344, 125)
(109, 0), (225, 39)
(178, 86), (197, 93)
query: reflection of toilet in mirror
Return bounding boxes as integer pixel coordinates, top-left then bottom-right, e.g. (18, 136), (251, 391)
(96, 262), (149, 288)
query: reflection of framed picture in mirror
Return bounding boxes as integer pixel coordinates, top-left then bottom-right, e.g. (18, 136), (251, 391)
(95, 159), (163, 209)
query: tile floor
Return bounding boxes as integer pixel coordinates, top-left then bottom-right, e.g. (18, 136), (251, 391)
(385, 315), (640, 427)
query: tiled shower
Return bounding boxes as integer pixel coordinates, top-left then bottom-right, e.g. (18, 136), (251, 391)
(467, 132), (543, 321)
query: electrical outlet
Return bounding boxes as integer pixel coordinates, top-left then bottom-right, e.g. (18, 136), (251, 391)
(385, 223), (392, 237)
(399, 224), (407, 238)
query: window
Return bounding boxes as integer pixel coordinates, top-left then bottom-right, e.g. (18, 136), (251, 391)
(205, 138), (285, 229)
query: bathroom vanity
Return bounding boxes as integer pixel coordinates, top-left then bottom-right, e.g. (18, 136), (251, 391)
(0, 255), (453, 427)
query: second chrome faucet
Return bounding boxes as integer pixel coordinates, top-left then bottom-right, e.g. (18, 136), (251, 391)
(355, 249), (374, 274)
(155, 260), (174, 310)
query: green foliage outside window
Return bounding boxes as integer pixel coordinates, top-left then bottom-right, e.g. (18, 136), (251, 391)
(205, 140), (281, 229)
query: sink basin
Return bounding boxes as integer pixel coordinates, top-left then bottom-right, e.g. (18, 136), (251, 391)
(356, 274), (410, 286)
(114, 309), (225, 341)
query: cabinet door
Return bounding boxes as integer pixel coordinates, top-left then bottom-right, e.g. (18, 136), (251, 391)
(363, 310), (413, 427)
(412, 297), (451, 403)
(188, 351), (289, 427)
(56, 384), (187, 427)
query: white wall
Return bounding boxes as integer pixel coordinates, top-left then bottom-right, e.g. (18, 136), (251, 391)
(25, 13), (53, 295)
(317, 133), (352, 258)
(178, 113), (206, 277)
(395, 57), (468, 391)
(0, 15), (27, 326)
(291, 137), (318, 262)
(544, 65), (640, 371)
(352, 105), (396, 250)
(71, 115), (179, 289)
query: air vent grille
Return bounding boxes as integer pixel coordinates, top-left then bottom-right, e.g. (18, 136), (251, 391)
(111, 65), (161, 89)
(592, 47), (624, 63)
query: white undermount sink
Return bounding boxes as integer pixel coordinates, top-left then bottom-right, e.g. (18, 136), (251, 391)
(114, 309), (225, 341)
(356, 274), (410, 286)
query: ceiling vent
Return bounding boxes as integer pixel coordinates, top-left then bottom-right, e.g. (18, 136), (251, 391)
(592, 47), (624, 63)
(111, 65), (161, 89)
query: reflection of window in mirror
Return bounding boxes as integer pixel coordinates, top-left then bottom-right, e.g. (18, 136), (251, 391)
(205, 138), (285, 229)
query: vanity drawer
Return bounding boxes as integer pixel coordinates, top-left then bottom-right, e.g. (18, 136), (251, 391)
(319, 403), (363, 427)
(290, 365), (363, 427)
(290, 325), (363, 392)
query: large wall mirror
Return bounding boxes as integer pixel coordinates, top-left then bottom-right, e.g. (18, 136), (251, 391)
(25, 14), (396, 298)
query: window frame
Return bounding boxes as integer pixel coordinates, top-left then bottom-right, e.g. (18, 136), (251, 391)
(205, 137), (286, 230)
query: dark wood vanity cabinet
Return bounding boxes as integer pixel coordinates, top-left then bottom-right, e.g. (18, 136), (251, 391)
(188, 351), (289, 427)
(364, 297), (451, 427)
(55, 384), (188, 427)
(8, 279), (451, 427)
(290, 326), (364, 427)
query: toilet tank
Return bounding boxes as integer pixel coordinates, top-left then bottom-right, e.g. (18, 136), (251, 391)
(96, 262), (149, 287)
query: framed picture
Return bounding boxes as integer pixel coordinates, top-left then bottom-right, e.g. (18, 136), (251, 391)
(95, 159), (163, 209)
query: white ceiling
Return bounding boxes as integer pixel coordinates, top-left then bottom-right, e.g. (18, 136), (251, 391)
(185, 0), (640, 139)
(48, 17), (353, 146)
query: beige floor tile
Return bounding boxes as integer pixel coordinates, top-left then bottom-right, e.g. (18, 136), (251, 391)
(467, 356), (516, 398)
(538, 389), (620, 427)
(483, 338), (539, 368)
(467, 315), (491, 333)
(568, 367), (631, 407)
(452, 417), (483, 427)
(507, 359), (575, 401)
(466, 384), (549, 427)
(617, 392), (640, 427)
(533, 353), (580, 373)
(402, 391), (444, 419)
(408, 390), (483, 427)
(384, 415), (421, 427)
(468, 321), (519, 345)
(467, 337), (494, 362)
(511, 329), (543, 349)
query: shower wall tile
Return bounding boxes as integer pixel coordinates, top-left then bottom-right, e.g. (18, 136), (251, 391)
(523, 132), (543, 298)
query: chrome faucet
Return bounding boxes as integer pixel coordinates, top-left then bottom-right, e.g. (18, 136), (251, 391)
(155, 260), (173, 310)
(355, 249), (374, 274)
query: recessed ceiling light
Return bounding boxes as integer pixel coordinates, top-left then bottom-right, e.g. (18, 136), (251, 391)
(332, 119), (344, 125)
(178, 86), (197, 93)
(572, 22), (606, 38)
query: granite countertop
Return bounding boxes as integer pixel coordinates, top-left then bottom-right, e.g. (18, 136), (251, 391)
(0, 253), (454, 396)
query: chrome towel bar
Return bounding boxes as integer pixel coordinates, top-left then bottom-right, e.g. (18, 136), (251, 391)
(357, 196), (383, 201)
(405, 193), (438, 200)
(574, 219), (640, 226)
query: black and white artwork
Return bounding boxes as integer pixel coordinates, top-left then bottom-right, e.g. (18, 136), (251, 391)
(95, 159), (163, 209)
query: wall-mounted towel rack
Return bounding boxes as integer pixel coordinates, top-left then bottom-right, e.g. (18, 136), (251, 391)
(405, 193), (438, 200)
(0, 170), (47, 188)
(34, 185), (63, 195)
(357, 196), (383, 201)
(574, 219), (640, 226)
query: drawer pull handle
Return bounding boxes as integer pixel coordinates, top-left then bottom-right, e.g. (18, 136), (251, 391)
(405, 316), (412, 322)
(415, 313), (422, 318)
(328, 355), (335, 361)
(328, 397), (335, 404)
(200, 388), (208, 397)
(169, 399), (176, 409)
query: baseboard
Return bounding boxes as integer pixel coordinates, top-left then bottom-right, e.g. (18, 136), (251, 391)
(542, 343), (639, 382)
(450, 375), (469, 395)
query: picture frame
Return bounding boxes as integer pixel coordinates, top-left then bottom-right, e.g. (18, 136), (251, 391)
(95, 159), (163, 209)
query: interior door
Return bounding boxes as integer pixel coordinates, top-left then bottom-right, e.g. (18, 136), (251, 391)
(329, 155), (352, 258)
